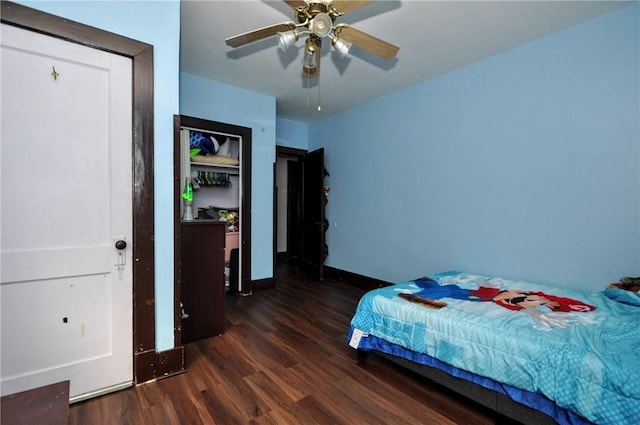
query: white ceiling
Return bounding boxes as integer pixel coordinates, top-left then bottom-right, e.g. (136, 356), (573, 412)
(180, 1), (631, 123)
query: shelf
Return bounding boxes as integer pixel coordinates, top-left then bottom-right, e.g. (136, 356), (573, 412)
(190, 162), (239, 174)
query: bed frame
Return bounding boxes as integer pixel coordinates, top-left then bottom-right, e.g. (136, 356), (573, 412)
(334, 268), (581, 425)
(356, 349), (560, 425)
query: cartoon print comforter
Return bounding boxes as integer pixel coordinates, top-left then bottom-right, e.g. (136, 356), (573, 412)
(348, 271), (639, 425)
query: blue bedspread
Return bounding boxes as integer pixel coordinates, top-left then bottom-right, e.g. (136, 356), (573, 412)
(348, 271), (640, 425)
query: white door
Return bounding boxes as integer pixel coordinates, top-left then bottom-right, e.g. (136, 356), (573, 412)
(0, 23), (133, 402)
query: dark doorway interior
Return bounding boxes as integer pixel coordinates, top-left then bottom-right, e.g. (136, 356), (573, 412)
(275, 146), (326, 281)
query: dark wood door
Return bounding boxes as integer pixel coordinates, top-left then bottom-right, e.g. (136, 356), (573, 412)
(286, 160), (302, 261)
(299, 148), (326, 280)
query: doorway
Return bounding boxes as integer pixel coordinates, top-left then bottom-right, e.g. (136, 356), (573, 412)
(173, 115), (253, 343)
(274, 146), (307, 265)
(275, 150), (303, 264)
(275, 146), (327, 280)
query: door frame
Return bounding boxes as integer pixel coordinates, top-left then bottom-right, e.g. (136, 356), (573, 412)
(173, 115), (253, 305)
(1, 1), (168, 384)
(274, 146), (327, 280)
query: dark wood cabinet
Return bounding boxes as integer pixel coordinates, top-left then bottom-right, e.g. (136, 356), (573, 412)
(180, 220), (226, 343)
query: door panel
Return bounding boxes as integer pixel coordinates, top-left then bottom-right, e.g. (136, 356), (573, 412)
(2, 274), (112, 373)
(286, 160), (302, 260)
(299, 148), (326, 280)
(1, 24), (133, 401)
(1, 247), (111, 284)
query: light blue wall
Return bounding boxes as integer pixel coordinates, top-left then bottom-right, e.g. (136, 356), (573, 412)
(310, 3), (640, 291)
(276, 117), (309, 149)
(16, 1), (180, 351)
(180, 73), (276, 281)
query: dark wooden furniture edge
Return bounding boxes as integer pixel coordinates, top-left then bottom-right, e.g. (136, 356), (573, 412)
(0, 380), (70, 425)
(180, 220), (226, 342)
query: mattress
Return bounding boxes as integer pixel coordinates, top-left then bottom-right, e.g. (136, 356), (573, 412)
(348, 271), (640, 425)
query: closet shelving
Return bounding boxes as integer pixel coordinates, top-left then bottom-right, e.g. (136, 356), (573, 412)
(175, 115), (252, 344)
(179, 126), (241, 221)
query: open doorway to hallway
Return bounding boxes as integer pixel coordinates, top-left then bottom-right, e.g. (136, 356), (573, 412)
(274, 146), (327, 281)
(275, 147), (304, 266)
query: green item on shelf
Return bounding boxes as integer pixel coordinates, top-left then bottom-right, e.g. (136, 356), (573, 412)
(182, 178), (193, 202)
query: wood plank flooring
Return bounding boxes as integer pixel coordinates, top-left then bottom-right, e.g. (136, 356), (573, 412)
(69, 263), (514, 425)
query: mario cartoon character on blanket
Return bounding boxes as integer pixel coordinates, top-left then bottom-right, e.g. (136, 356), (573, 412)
(399, 278), (595, 330)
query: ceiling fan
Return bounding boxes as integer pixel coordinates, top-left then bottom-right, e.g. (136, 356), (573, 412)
(225, 0), (399, 79)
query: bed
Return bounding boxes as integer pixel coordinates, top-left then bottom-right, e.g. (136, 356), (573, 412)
(347, 271), (639, 425)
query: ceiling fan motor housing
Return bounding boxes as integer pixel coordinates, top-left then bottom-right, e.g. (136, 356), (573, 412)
(297, 1), (334, 24)
(306, 1), (328, 15)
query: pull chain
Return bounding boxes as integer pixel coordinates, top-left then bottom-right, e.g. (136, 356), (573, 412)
(305, 71), (322, 112)
(306, 73), (310, 109)
(317, 75), (321, 111)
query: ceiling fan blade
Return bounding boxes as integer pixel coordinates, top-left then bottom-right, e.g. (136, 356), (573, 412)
(284, 0), (307, 9)
(330, 1), (374, 15)
(225, 22), (296, 48)
(334, 24), (399, 59)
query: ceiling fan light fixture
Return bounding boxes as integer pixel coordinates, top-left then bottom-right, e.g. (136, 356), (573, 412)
(309, 12), (333, 38)
(277, 30), (298, 51)
(332, 37), (352, 57)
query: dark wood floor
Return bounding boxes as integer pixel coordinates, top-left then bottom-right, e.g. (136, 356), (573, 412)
(69, 262), (511, 425)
